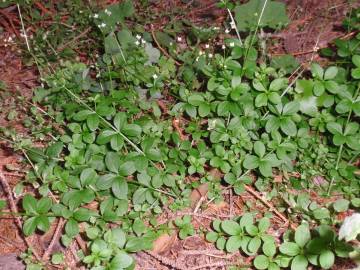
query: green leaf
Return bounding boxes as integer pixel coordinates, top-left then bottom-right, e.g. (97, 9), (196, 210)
(280, 118), (297, 136)
(294, 224), (311, 248)
(73, 110), (93, 121)
(22, 195), (38, 215)
(291, 255), (308, 270)
(259, 161), (273, 177)
(198, 102), (211, 117)
(110, 251), (133, 269)
(265, 116), (280, 133)
(110, 134), (124, 151)
(73, 208), (92, 222)
(263, 239), (276, 257)
(254, 255), (269, 270)
(319, 250), (334, 269)
(243, 155), (259, 169)
(65, 219), (79, 238)
(132, 188), (147, 205)
(255, 93), (268, 107)
(258, 217), (270, 232)
(105, 152), (120, 173)
(270, 78), (286, 91)
(46, 142), (63, 158)
(23, 217), (38, 236)
(111, 228), (126, 248)
(122, 124), (142, 137)
(119, 161), (136, 176)
(311, 63), (324, 79)
(206, 231), (219, 243)
(87, 114), (99, 131)
(36, 216), (50, 233)
(279, 242), (300, 256)
(226, 235), (242, 252)
(36, 197), (52, 214)
(221, 220), (241, 235)
(80, 168), (98, 186)
(268, 92), (281, 104)
(352, 55), (360, 67)
(234, 0), (289, 31)
(112, 177), (128, 199)
(351, 67), (360, 79)
(282, 101), (300, 115)
(254, 141), (266, 158)
(188, 94), (204, 106)
(247, 236), (261, 253)
(333, 199), (350, 212)
(324, 66), (338, 80)
(133, 218), (146, 236)
(114, 112), (127, 131)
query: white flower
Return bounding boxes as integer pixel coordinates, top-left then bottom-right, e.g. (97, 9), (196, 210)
(135, 40), (140, 46)
(225, 28), (230, 34)
(169, 42), (173, 46)
(222, 44), (226, 49)
(153, 74), (158, 80)
(229, 42), (234, 47)
(195, 57), (199, 62)
(205, 44), (209, 49)
(105, 9), (112, 16)
(230, 21), (236, 29)
(141, 39), (146, 44)
(208, 53), (213, 58)
(93, 14), (99, 18)
(199, 50), (204, 56)
(136, 34), (141, 40)
(177, 37), (182, 42)
(213, 26), (220, 30)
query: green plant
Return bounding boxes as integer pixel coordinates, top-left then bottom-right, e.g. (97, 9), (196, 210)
(174, 215), (195, 239)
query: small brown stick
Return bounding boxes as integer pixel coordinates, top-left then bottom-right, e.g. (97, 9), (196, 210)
(172, 118), (186, 140)
(244, 185), (292, 228)
(57, 27), (92, 52)
(0, 9), (20, 37)
(0, 171), (41, 261)
(75, 235), (87, 253)
(34, 2), (53, 16)
(150, 24), (181, 66)
(190, 261), (249, 270)
(143, 250), (187, 270)
(42, 218), (65, 261)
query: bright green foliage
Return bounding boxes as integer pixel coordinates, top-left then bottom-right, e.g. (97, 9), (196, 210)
(174, 215), (195, 239)
(2, 2), (359, 269)
(234, 0), (289, 31)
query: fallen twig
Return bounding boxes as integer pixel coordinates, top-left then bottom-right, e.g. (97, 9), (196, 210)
(244, 185), (294, 228)
(0, 171), (41, 261)
(150, 24), (181, 66)
(57, 27), (92, 52)
(42, 218), (65, 261)
(189, 261), (249, 270)
(143, 250), (187, 270)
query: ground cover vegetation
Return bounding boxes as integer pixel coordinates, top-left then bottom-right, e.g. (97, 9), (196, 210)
(0, 0), (360, 269)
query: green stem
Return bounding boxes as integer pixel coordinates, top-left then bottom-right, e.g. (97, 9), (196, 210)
(327, 84), (360, 195)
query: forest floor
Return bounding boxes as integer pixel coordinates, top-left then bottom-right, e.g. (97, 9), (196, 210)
(0, 0), (359, 269)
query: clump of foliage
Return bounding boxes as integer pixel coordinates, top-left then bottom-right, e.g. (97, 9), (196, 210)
(1, 1), (360, 269)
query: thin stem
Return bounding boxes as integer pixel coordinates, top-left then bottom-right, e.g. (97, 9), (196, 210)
(63, 86), (146, 157)
(327, 85), (360, 195)
(242, 0), (268, 76)
(226, 7), (243, 46)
